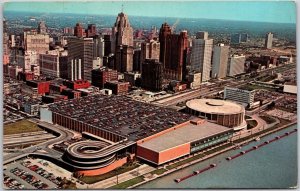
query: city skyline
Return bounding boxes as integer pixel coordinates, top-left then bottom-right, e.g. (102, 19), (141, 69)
(4, 1), (296, 24)
(2, 1), (297, 189)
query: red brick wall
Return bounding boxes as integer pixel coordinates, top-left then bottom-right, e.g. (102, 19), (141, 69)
(37, 81), (50, 95)
(136, 145), (159, 164)
(158, 143), (190, 165)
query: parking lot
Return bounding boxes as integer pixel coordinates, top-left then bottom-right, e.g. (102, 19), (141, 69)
(4, 160), (60, 189)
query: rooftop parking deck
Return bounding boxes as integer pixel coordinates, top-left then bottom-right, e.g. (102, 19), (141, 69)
(48, 94), (192, 141)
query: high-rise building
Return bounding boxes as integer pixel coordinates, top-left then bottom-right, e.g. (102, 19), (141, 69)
(74, 23), (86, 38)
(228, 54), (246, 76)
(67, 37), (94, 81)
(93, 36), (105, 58)
(196, 31), (208, 40)
(133, 49), (142, 72)
(159, 22), (172, 65)
(112, 12), (134, 73)
(115, 45), (134, 72)
(190, 31), (213, 82)
(24, 31), (50, 54)
(39, 50), (68, 79)
(141, 39), (160, 72)
(63, 27), (74, 35)
(265, 32), (273, 49)
(159, 23), (188, 81)
(230, 33), (241, 44)
(91, 67), (118, 88)
(212, 43), (230, 79)
(142, 59), (163, 92)
(103, 35), (112, 57)
(86, 24), (97, 38)
(240, 33), (249, 43)
(141, 39), (160, 63)
(38, 21), (47, 34)
(24, 50), (40, 76)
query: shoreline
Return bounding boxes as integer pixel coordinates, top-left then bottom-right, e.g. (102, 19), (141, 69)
(129, 121), (297, 189)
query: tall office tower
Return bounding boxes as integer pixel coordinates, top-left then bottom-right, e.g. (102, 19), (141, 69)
(240, 33), (249, 43)
(133, 49), (142, 72)
(212, 43), (230, 79)
(228, 54), (246, 76)
(190, 31), (213, 82)
(86, 24), (97, 37)
(39, 50), (68, 78)
(163, 30), (189, 81)
(67, 37), (94, 81)
(38, 21), (47, 34)
(141, 39), (160, 72)
(230, 33), (241, 44)
(24, 31), (50, 54)
(111, 12), (134, 72)
(114, 45), (134, 72)
(74, 23), (86, 38)
(93, 36), (105, 58)
(196, 31), (209, 40)
(142, 59), (164, 92)
(103, 35), (112, 56)
(265, 32), (273, 49)
(63, 27), (74, 35)
(159, 22), (172, 65)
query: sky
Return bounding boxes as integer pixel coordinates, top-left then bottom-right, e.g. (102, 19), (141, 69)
(3, 1), (297, 24)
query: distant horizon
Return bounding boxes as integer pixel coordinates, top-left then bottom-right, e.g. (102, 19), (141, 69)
(4, 9), (297, 25)
(3, 1), (296, 24)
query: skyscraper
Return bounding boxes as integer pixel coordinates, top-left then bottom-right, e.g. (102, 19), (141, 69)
(141, 38), (160, 72)
(190, 31), (213, 82)
(162, 29), (188, 81)
(112, 12), (134, 73)
(67, 37), (95, 81)
(74, 23), (86, 38)
(265, 32), (273, 49)
(86, 24), (97, 37)
(212, 43), (230, 79)
(142, 59), (164, 92)
(228, 54), (246, 76)
(38, 21), (47, 34)
(230, 33), (241, 44)
(159, 23), (172, 65)
(240, 33), (249, 43)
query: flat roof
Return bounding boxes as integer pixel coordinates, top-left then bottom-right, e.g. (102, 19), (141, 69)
(47, 94), (192, 141)
(186, 99), (244, 115)
(138, 121), (231, 153)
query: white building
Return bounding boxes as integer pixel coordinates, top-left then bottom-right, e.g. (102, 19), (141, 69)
(283, 82), (297, 94)
(265, 32), (273, 49)
(190, 31), (213, 82)
(212, 44), (229, 79)
(228, 54), (245, 76)
(39, 50), (68, 78)
(224, 87), (255, 108)
(24, 50), (40, 76)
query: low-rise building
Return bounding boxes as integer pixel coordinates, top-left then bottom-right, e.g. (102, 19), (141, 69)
(105, 81), (130, 95)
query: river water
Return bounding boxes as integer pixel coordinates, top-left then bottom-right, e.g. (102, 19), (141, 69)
(138, 124), (298, 189)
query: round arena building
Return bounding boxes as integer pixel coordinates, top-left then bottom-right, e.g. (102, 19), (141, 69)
(186, 99), (247, 130)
